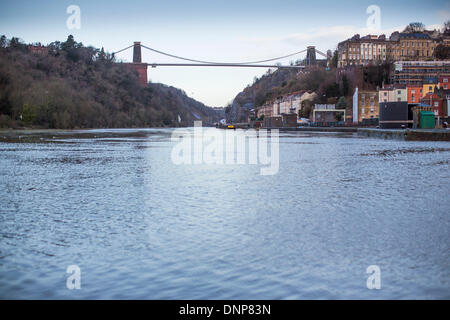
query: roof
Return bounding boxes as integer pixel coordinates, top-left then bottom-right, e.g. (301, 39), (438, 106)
(420, 110), (435, 115)
(398, 32), (431, 40)
(381, 84), (407, 90)
(423, 77), (438, 84)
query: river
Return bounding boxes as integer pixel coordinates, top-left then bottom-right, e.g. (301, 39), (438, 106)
(0, 128), (449, 299)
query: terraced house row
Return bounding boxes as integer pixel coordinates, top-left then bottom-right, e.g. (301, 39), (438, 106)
(337, 30), (448, 67)
(353, 75), (450, 125)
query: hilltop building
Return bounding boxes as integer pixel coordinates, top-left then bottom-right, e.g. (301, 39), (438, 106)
(337, 34), (388, 67)
(28, 43), (48, 55)
(338, 29), (448, 68)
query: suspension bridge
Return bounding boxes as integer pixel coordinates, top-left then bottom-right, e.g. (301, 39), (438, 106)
(112, 42), (329, 86)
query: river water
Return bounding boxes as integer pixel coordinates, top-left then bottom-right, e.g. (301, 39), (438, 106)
(0, 128), (449, 299)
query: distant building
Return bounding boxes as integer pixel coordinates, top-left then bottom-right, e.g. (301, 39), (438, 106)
(256, 91), (317, 118)
(338, 34), (388, 68)
(379, 84), (407, 103)
(406, 85), (423, 104)
(338, 30), (445, 68)
(438, 76), (449, 90)
(312, 104), (345, 123)
(393, 60), (450, 86)
(421, 92), (444, 117)
(388, 32), (437, 61)
(352, 88), (379, 123)
(278, 92), (303, 114)
(422, 79), (438, 98)
(379, 101), (411, 129)
(257, 103), (273, 118)
(28, 43), (48, 55)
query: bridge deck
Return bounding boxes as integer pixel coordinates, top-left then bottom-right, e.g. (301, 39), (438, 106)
(147, 63), (304, 69)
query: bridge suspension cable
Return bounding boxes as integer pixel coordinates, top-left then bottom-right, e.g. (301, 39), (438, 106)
(112, 45), (134, 55)
(113, 43), (310, 65)
(314, 49), (328, 58)
(140, 44), (308, 65)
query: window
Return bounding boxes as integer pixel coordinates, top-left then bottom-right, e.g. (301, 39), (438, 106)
(411, 90), (415, 94)
(398, 98), (401, 102)
(397, 90), (401, 94)
(434, 102), (438, 107)
(444, 78), (448, 83)
(445, 85), (448, 90)
(384, 92), (387, 96)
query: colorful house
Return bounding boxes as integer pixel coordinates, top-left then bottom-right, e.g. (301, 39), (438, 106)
(407, 85), (423, 104)
(379, 84), (407, 103)
(422, 77), (438, 97)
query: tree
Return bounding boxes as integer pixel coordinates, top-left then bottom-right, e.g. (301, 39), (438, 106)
(342, 75), (349, 96)
(98, 47), (106, 61)
(299, 100), (313, 118)
(434, 44), (450, 60)
(403, 22), (425, 33)
(0, 35), (6, 48)
(9, 37), (26, 50)
(331, 50), (338, 68)
(443, 20), (450, 35)
(62, 35), (76, 51)
(336, 96), (347, 109)
(0, 35), (221, 128)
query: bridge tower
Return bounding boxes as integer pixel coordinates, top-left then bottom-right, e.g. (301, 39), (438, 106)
(133, 41), (142, 63)
(130, 41), (148, 86)
(306, 46), (317, 66)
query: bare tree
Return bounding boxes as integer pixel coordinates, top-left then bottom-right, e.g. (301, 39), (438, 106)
(403, 22), (425, 33)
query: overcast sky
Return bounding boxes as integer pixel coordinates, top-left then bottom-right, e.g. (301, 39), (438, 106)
(1, 0), (449, 107)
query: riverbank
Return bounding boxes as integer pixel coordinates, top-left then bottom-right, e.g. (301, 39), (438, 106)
(0, 128), (168, 143)
(358, 128), (450, 141)
(265, 127), (358, 132)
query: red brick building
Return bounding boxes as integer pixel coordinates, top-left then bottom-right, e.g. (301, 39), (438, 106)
(421, 93), (444, 117)
(28, 44), (48, 55)
(439, 76), (449, 90)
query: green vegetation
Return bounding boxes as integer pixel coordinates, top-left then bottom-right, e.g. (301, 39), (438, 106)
(0, 35), (220, 128)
